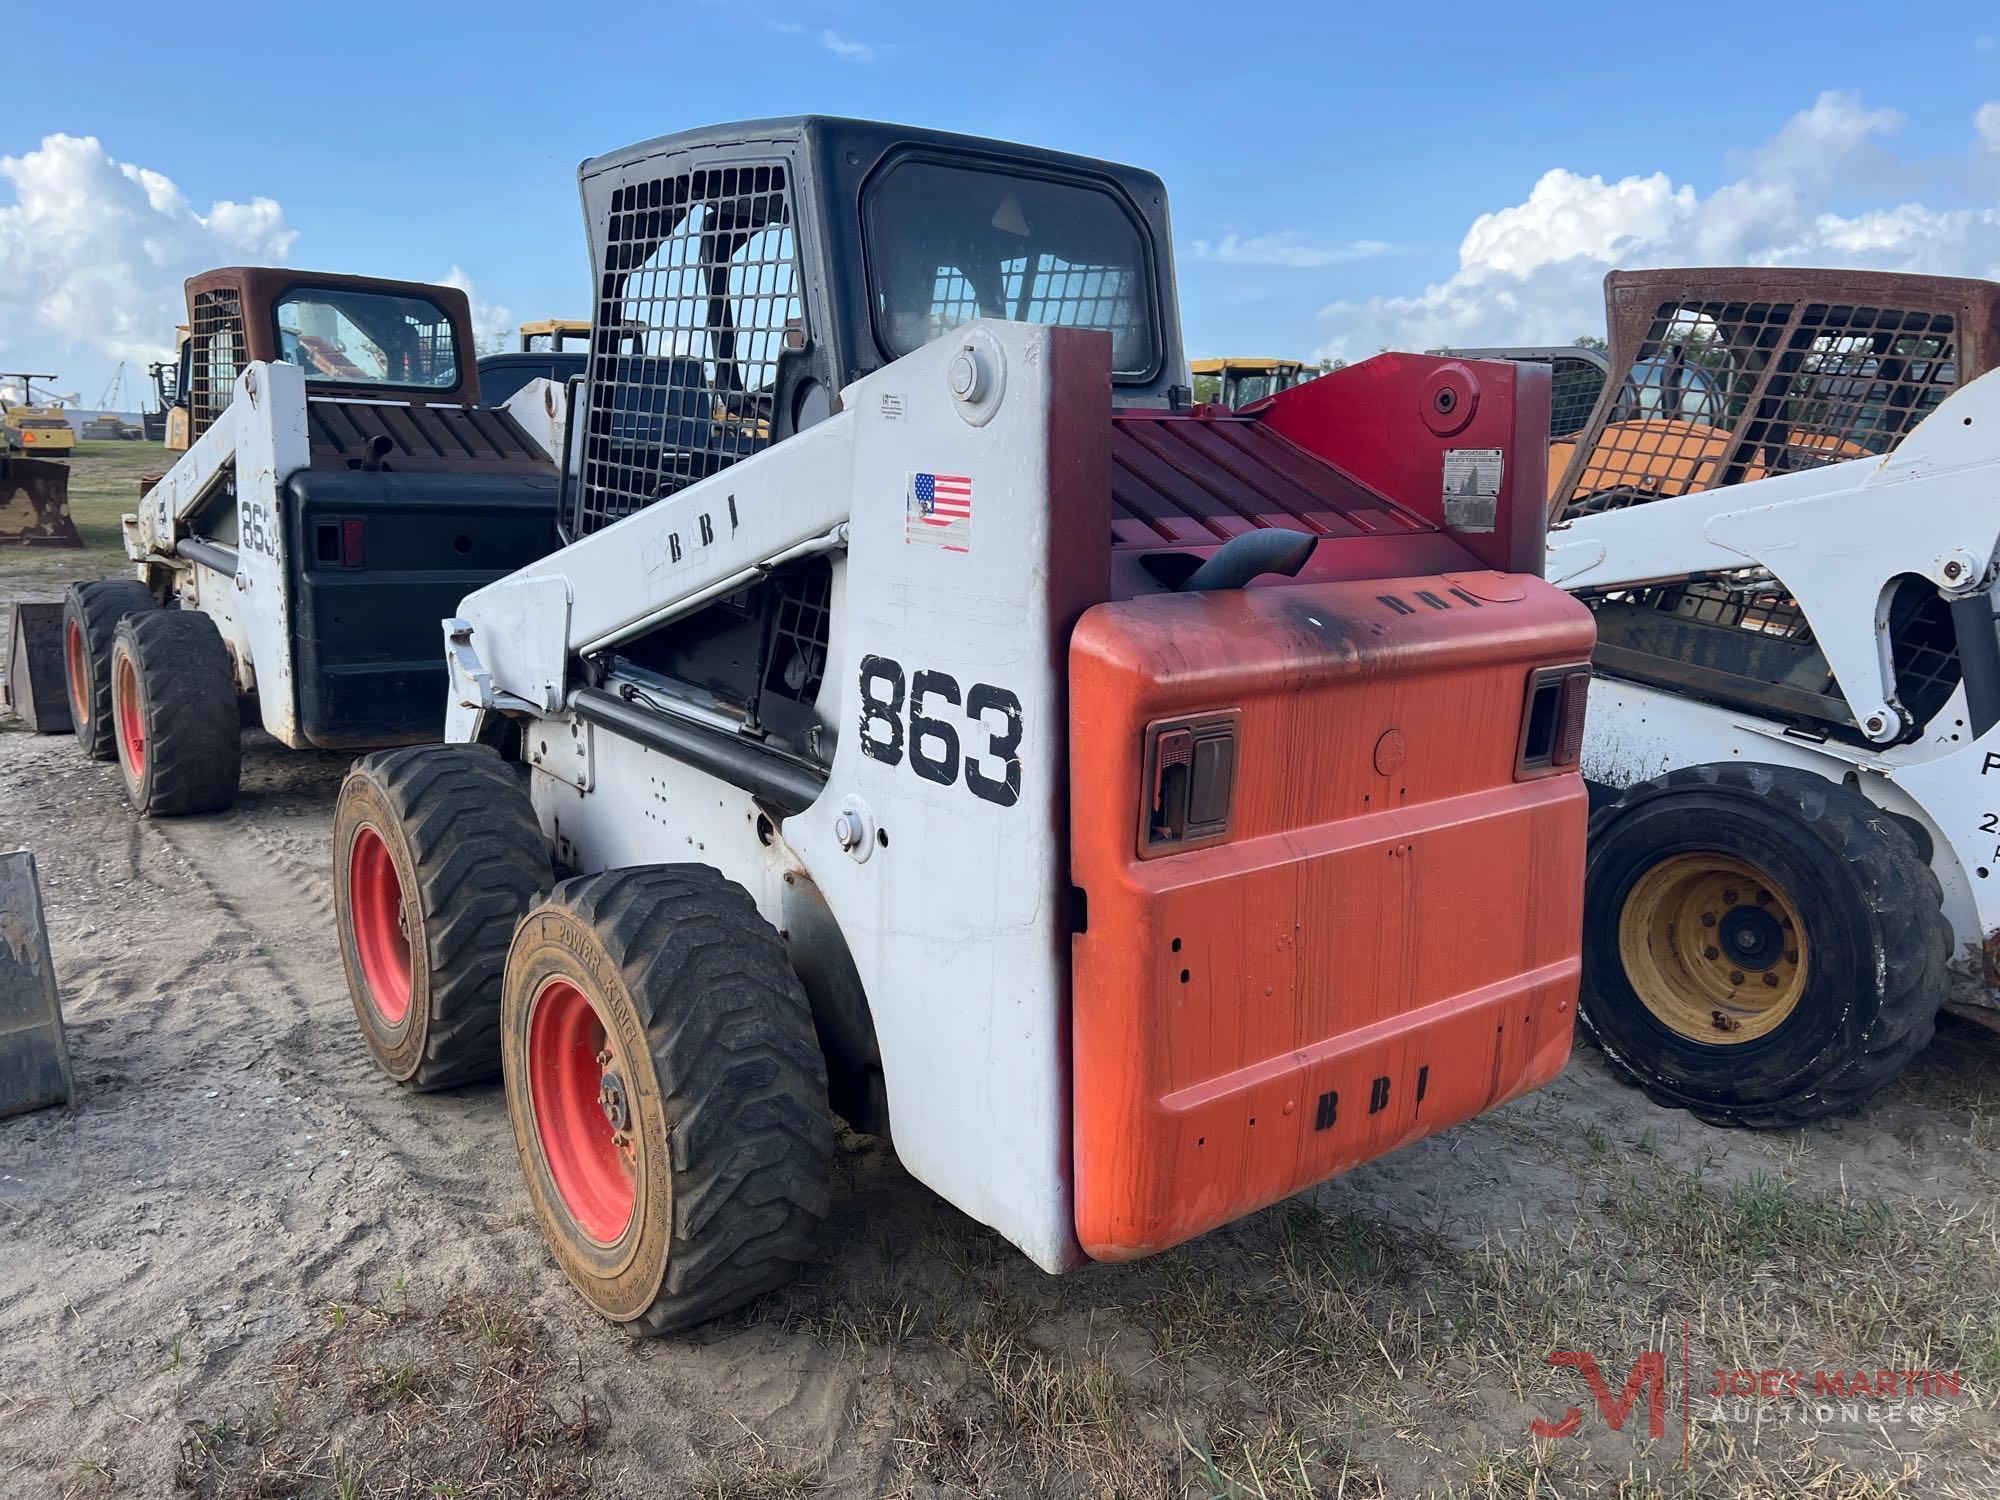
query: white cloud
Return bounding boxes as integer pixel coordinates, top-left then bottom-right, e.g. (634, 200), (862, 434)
(819, 28), (875, 61)
(1315, 92), (2000, 362)
(759, 16), (875, 61)
(1189, 231), (1391, 269)
(1978, 101), (2000, 153)
(0, 133), (294, 368)
(440, 266), (514, 355)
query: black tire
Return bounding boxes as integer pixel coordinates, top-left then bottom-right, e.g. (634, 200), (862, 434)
(333, 745), (553, 1090)
(502, 867), (833, 1334)
(62, 578), (156, 760)
(1580, 763), (1949, 1128)
(109, 610), (240, 816)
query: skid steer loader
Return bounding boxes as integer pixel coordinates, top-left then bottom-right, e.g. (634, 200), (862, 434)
(33, 269), (560, 815)
(1545, 267), (2000, 1126)
(331, 117), (1596, 1333)
(1, 375), (76, 457)
(1189, 356), (1315, 409)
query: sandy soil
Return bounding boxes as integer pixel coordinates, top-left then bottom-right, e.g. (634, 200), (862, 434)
(3, 463), (1999, 1498)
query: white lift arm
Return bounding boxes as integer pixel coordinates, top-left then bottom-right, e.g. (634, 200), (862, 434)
(128, 362), (309, 562)
(1546, 368), (2000, 742)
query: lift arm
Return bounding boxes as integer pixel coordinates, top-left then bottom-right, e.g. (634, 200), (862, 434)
(1546, 369), (2000, 742)
(128, 361), (309, 561)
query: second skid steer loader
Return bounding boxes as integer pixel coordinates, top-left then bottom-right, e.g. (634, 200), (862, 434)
(37, 269), (561, 816)
(331, 117), (1596, 1332)
(1546, 268), (2000, 1126)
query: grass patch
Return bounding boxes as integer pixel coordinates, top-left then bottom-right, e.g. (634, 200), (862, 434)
(174, 1287), (597, 1499)
(1604, 1166), (1899, 1264)
(796, 1151), (1998, 1499)
(2, 439), (157, 588)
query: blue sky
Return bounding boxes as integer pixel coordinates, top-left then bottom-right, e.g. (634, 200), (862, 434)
(9, 0), (2000, 408)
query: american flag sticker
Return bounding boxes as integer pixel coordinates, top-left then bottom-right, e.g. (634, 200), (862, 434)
(906, 471), (972, 552)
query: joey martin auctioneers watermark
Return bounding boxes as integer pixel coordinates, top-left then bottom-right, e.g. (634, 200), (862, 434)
(1530, 1334), (1967, 1462)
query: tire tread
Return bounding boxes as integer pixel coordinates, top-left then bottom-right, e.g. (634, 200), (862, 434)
(116, 609), (239, 815)
(536, 866), (833, 1334)
(1582, 762), (1948, 1128)
(63, 578), (155, 760)
(347, 745), (552, 1089)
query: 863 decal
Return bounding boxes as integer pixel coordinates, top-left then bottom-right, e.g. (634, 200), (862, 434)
(858, 654), (1022, 807)
(241, 500), (280, 558)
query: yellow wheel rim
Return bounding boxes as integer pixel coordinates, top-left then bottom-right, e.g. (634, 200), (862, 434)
(1617, 853), (1808, 1045)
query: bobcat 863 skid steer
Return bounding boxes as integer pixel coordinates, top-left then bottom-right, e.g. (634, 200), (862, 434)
(34, 269), (560, 815)
(331, 117), (1596, 1332)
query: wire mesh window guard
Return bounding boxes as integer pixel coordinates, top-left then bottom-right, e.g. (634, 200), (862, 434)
(1548, 355), (1607, 439)
(1566, 299), (1961, 517)
(761, 565), (831, 707)
(578, 163), (801, 536)
(190, 288), (247, 441)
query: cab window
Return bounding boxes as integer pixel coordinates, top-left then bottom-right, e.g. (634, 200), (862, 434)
(865, 158), (1159, 378)
(271, 288), (460, 389)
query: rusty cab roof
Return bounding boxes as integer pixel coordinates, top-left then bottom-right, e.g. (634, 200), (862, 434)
(185, 266), (483, 408)
(185, 267), (551, 476)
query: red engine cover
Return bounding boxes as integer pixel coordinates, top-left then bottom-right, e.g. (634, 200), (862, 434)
(1068, 569), (1593, 1260)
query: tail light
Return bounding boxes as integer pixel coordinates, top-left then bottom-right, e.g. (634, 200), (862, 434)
(1140, 712), (1238, 856)
(1516, 665), (1591, 779)
(314, 519), (368, 568)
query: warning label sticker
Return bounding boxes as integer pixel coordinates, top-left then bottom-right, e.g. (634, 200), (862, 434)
(1443, 447), (1502, 532)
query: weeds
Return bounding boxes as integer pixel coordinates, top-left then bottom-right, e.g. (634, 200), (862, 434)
(174, 1286), (596, 1499)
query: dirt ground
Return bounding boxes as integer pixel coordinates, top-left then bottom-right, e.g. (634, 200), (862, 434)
(2, 446), (1999, 1498)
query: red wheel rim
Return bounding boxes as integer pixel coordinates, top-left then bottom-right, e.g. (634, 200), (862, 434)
(65, 617), (88, 725)
(113, 653), (145, 775)
(528, 979), (637, 1245)
(348, 826), (412, 1025)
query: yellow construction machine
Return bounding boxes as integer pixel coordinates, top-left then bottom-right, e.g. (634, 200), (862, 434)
(517, 318), (591, 352)
(0, 374), (78, 547)
(2, 375), (76, 457)
(1190, 356), (1317, 408)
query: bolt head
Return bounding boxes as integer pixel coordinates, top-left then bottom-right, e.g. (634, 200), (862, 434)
(834, 812), (860, 849)
(948, 349), (985, 402)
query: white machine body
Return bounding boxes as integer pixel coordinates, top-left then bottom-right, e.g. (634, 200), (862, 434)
(1549, 368), (2000, 1017)
(124, 360), (310, 745)
(449, 322), (1086, 1271)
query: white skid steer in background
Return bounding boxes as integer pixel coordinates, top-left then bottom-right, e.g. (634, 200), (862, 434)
(33, 269), (559, 819)
(1546, 267), (2000, 1126)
